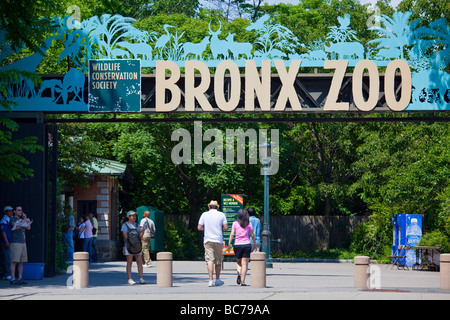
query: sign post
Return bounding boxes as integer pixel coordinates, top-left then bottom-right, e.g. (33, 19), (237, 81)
(221, 194), (244, 251)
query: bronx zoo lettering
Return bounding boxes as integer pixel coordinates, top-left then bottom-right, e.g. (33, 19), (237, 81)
(156, 59), (411, 113)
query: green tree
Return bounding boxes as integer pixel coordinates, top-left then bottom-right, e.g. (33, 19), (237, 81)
(397, 0), (450, 26)
(0, 1), (61, 182)
(350, 118), (450, 257)
(108, 116), (254, 227)
(0, 116), (43, 182)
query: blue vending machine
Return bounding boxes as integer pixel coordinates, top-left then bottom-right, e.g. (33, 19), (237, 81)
(392, 214), (423, 267)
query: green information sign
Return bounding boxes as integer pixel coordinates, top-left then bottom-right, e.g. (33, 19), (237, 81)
(221, 194), (244, 244)
(88, 59), (141, 112)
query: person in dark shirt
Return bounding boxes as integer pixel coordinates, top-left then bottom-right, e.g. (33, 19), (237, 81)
(1, 206), (13, 280)
(9, 206), (31, 285)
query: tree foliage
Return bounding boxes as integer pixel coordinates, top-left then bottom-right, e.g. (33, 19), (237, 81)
(3, 0), (450, 257)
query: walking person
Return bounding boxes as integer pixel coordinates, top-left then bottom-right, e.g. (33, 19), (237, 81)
(63, 208), (75, 264)
(248, 207), (261, 252)
(74, 215), (86, 252)
(9, 206), (31, 285)
(83, 214), (94, 261)
(198, 200), (228, 287)
(83, 213), (97, 262)
(228, 208), (256, 286)
(140, 210), (155, 267)
(122, 210), (145, 285)
(90, 213), (98, 262)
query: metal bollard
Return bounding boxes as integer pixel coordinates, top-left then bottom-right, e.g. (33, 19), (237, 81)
(440, 254), (450, 290)
(73, 252), (89, 289)
(157, 252), (173, 287)
(250, 252), (266, 288)
(354, 256), (370, 289)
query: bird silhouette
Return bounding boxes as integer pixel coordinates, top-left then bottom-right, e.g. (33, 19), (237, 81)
(155, 24), (174, 51)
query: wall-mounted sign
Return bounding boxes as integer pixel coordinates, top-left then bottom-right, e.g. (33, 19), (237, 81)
(88, 59), (141, 112)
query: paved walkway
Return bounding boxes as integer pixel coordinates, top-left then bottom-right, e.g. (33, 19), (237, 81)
(0, 260), (449, 301)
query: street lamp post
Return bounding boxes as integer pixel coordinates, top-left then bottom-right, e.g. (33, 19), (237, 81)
(260, 140), (273, 268)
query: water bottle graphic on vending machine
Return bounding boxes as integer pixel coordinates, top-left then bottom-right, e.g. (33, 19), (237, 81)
(405, 218), (422, 266)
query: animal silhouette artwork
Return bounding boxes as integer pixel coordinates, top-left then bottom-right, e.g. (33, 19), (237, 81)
(54, 68), (85, 105)
(324, 14), (365, 61)
(1, 33), (57, 102)
(208, 21), (229, 61)
(155, 24), (174, 60)
(35, 68), (86, 110)
(38, 79), (62, 100)
(182, 36), (210, 60)
(1, 10), (449, 112)
(225, 34), (253, 60)
(324, 41), (365, 60)
(0, 18), (88, 111)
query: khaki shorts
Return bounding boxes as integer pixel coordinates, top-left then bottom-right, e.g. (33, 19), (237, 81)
(10, 242), (28, 263)
(204, 242), (223, 265)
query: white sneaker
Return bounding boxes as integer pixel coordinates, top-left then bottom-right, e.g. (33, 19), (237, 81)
(128, 279), (136, 285)
(139, 278), (146, 284)
(215, 279), (224, 286)
(208, 280), (215, 287)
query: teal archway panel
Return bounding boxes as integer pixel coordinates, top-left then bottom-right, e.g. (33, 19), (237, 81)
(1, 11), (449, 112)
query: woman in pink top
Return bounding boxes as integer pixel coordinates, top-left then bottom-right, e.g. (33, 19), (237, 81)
(228, 209), (256, 286)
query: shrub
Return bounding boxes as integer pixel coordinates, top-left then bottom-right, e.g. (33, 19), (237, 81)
(350, 210), (391, 258)
(419, 230), (450, 253)
(164, 222), (203, 260)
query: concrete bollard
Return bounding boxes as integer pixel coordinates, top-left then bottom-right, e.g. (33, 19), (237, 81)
(157, 252), (173, 287)
(250, 252), (266, 288)
(440, 254), (450, 290)
(73, 252), (89, 289)
(354, 256), (370, 289)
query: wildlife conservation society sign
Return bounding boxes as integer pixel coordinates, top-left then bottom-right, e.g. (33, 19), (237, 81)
(88, 59), (141, 112)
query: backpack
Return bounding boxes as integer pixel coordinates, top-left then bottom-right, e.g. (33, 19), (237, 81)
(125, 222), (142, 254)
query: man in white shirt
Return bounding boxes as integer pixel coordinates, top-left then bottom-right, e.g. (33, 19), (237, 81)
(198, 200), (228, 287)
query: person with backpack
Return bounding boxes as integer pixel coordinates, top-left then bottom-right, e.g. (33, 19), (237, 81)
(121, 210), (146, 285)
(140, 210), (156, 267)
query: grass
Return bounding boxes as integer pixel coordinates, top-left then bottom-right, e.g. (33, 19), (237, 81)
(271, 248), (358, 260)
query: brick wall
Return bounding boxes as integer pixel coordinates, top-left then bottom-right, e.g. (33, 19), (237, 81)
(73, 175), (119, 241)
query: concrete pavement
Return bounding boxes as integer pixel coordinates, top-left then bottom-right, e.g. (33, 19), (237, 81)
(0, 260), (449, 301)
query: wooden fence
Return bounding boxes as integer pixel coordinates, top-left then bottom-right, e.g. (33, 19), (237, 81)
(166, 214), (368, 252)
(269, 215), (368, 252)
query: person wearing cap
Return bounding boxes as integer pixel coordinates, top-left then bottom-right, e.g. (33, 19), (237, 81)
(198, 200), (228, 287)
(121, 210), (145, 285)
(140, 210), (156, 267)
(1, 206), (13, 280)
